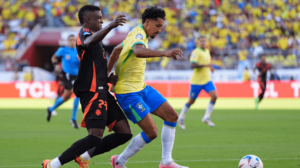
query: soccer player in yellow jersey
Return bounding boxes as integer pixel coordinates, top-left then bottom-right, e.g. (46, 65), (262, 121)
(107, 7), (188, 168)
(178, 36), (218, 129)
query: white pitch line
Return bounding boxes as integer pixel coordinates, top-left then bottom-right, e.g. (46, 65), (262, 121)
(0, 158), (299, 168)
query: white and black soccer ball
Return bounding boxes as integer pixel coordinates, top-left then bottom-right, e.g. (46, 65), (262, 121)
(239, 155), (263, 168)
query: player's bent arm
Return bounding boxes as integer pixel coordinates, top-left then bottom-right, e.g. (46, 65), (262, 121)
(107, 43), (123, 75)
(83, 25), (115, 48)
(83, 14), (127, 48)
(133, 45), (183, 60)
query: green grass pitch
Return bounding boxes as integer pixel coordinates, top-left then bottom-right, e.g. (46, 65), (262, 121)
(0, 98), (300, 168)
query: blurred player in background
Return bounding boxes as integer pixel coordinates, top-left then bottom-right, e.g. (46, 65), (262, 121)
(42, 5), (132, 168)
(254, 54), (271, 110)
(50, 63), (64, 116)
(178, 36), (217, 129)
(46, 34), (80, 128)
(107, 7), (188, 168)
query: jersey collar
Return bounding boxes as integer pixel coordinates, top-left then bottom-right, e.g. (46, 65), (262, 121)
(138, 24), (148, 38)
(197, 47), (206, 52)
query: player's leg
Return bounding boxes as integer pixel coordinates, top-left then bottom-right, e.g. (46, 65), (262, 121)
(47, 74), (73, 121)
(43, 128), (104, 168)
(70, 96), (80, 128)
(258, 80), (266, 103)
(178, 84), (202, 130)
(114, 113), (157, 167)
(43, 92), (107, 168)
(144, 86), (188, 167)
(152, 102), (188, 168)
(255, 79), (266, 110)
(78, 94), (132, 163)
(47, 88), (72, 121)
(111, 90), (156, 167)
(202, 81), (217, 127)
(50, 83), (64, 116)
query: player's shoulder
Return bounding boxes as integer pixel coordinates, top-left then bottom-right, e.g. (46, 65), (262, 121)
(190, 49), (199, 59)
(129, 25), (147, 39)
(79, 27), (93, 36)
(57, 46), (68, 52)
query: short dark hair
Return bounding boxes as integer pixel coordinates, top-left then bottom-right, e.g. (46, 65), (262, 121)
(78, 5), (101, 25)
(142, 6), (165, 24)
(67, 34), (75, 39)
(199, 35), (206, 39)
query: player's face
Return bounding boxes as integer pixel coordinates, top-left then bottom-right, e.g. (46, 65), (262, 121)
(146, 18), (165, 39)
(68, 36), (76, 48)
(90, 10), (103, 32)
(261, 55), (266, 62)
(199, 37), (206, 48)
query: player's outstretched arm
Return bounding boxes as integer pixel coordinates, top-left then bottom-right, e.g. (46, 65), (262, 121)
(107, 43), (123, 75)
(133, 44), (183, 60)
(83, 14), (127, 48)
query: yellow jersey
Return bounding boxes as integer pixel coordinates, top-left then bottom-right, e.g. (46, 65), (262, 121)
(190, 47), (211, 85)
(114, 24), (148, 94)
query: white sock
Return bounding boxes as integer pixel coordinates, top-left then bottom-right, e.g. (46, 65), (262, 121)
(204, 101), (215, 119)
(161, 123), (176, 165)
(179, 104), (190, 119)
(117, 133), (146, 166)
(81, 151), (91, 160)
(50, 157), (62, 168)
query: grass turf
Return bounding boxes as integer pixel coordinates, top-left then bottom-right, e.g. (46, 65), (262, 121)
(0, 105), (299, 167)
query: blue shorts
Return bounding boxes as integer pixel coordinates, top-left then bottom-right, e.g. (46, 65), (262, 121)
(115, 85), (167, 124)
(190, 81), (216, 100)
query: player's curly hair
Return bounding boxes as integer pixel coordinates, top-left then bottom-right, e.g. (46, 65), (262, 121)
(142, 6), (165, 24)
(78, 5), (101, 25)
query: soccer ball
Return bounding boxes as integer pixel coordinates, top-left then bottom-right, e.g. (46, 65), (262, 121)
(238, 155), (263, 168)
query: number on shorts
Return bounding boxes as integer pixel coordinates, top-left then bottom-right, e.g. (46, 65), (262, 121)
(98, 99), (107, 110)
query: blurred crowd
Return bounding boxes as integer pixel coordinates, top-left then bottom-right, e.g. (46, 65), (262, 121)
(1, 0), (300, 71)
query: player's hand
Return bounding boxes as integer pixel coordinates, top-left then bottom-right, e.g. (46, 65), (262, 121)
(164, 49), (183, 60)
(210, 66), (215, 73)
(110, 13), (127, 28)
(55, 64), (62, 72)
(108, 73), (118, 85)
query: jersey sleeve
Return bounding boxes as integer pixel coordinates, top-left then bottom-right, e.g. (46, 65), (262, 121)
(130, 31), (147, 49)
(55, 47), (65, 58)
(190, 50), (200, 64)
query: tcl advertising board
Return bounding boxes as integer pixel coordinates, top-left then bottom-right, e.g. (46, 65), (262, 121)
(0, 81), (299, 98)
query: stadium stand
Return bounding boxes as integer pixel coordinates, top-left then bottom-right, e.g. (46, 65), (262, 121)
(0, 0), (300, 72)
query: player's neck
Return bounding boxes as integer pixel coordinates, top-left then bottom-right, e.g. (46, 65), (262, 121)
(82, 24), (95, 32)
(141, 24), (150, 37)
(198, 46), (206, 50)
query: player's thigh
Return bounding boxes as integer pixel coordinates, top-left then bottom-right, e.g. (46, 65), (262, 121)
(137, 113), (158, 140)
(152, 101), (178, 123)
(62, 71), (73, 91)
(80, 92), (108, 137)
(143, 86), (177, 122)
(143, 85), (167, 113)
(204, 81), (217, 98)
(63, 88), (73, 100)
(115, 92), (150, 124)
(190, 84), (203, 100)
(106, 93), (131, 134)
